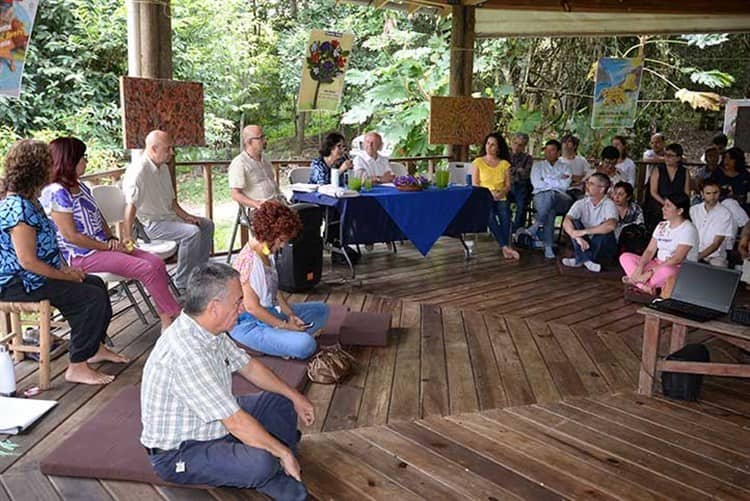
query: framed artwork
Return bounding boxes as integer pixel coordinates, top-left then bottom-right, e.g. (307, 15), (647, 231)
(428, 96), (495, 145)
(120, 76), (205, 149)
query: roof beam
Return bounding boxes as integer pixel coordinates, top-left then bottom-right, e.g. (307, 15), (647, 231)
(474, 0), (750, 15)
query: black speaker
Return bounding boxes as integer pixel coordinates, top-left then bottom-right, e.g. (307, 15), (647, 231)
(276, 203), (323, 292)
(661, 344), (709, 401)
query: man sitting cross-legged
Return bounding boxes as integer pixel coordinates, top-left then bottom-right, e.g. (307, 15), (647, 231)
(140, 263), (313, 500)
(561, 172), (618, 273)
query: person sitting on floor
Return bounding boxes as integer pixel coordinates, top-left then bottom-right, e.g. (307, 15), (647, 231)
(309, 132), (353, 186)
(521, 139), (573, 259)
(712, 147), (750, 212)
(620, 192), (698, 295)
(41, 137), (181, 330)
(561, 172), (618, 272)
(229, 201), (329, 359)
(352, 132), (395, 185)
(690, 180), (734, 268)
(471, 132), (520, 260)
(0, 139), (126, 386)
(611, 181), (647, 255)
(121, 130), (214, 293)
(140, 263), (312, 500)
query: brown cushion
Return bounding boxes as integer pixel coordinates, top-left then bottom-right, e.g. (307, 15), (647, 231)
(339, 311), (391, 347)
(40, 356), (308, 485)
(316, 304), (350, 346)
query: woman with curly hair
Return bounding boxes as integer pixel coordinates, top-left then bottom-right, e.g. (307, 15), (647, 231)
(40, 137), (180, 329)
(229, 201), (328, 359)
(0, 139), (124, 386)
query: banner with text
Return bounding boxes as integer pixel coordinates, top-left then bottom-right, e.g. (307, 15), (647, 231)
(0, 0), (40, 98)
(591, 57), (643, 129)
(298, 29), (353, 112)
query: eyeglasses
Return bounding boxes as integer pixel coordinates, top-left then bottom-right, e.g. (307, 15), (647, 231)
(335, 143), (347, 150)
(585, 180), (606, 188)
(664, 152), (679, 157)
(249, 135), (267, 141)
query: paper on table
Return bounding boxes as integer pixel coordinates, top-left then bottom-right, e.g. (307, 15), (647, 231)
(380, 182), (395, 187)
(0, 397), (57, 434)
(289, 183), (319, 193)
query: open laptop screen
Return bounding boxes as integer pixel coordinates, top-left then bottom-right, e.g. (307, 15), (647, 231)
(671, 261), (741, 314)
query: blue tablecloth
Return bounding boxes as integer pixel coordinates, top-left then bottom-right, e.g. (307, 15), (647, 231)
(292, 185), (492, 256)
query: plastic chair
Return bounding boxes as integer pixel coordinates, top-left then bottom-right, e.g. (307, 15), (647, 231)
(389, 162), (408, 177)
(288, 167), (313, 184)
(90, 185), (176, 323)
(226, 204), (253, 264)
(448, 162), (472, 185)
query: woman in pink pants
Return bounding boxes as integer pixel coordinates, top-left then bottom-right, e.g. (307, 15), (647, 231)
(41, 137), (181, 329)
(620, 192), (698, 295)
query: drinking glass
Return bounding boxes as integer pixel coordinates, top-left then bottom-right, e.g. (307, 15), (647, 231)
(348, 175), (362, 191)
(435, 170), (449, 189)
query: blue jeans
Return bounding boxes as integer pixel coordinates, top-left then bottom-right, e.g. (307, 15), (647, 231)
(509, 181), (531, 231)
(570, 219), (618, 265)
(149, 393), (307, 500)
(230, 302), (329, 359)
(488, 200), (512, 248)
(532, 190), (572, 247)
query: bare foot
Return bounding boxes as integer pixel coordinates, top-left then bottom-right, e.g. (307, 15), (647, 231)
(621, 276), (632, 285)
(502, 246), (520, 260)
(65, 363), (115, 385)
(87, 345), (130, 364)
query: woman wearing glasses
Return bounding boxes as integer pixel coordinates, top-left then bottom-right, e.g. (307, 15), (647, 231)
(644, 143), (690, 233)
(309, 132), (353, 186)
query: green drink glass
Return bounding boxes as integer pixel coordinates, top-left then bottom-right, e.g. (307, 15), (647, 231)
(435, 170), (449, 189)
(348, 175), (362, 191)
(363, 176), (373, 191)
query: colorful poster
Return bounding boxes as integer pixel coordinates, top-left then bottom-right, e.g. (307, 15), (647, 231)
(120, 77), (205, 149)
(591, 57), (643, 129)
(298, 30), (353, 112)
(723, 99), (750, 141)
(0, 0), (39, 98)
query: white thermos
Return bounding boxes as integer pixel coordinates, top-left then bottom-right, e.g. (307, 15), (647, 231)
(0, 344), (15, 397)
(330, 167), (340, 188)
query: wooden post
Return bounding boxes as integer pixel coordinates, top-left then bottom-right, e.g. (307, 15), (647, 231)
(448, 5), (475, 163)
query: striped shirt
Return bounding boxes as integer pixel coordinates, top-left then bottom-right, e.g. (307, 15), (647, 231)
(140, 312), (251, 450)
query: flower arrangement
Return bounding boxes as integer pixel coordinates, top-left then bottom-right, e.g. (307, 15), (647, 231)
(394, 175), (429, 192)
(306, 39), (349, 109)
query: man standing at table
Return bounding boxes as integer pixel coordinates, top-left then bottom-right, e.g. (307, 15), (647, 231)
(352, 132), (395, 184)
(229, 125), (285, 210)
(122, 130), (214, 293)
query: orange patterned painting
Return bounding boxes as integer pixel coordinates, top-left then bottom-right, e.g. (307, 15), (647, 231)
(120, 77), (205, 149)
(428, 96), (495, 146)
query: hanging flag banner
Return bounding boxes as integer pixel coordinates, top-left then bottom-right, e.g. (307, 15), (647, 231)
(591, 57), (643, 129)
(0, 0), (40, 98)
(298, 29), (353, 112)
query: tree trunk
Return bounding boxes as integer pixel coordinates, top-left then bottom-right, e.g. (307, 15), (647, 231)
(295, 111), (307, 156)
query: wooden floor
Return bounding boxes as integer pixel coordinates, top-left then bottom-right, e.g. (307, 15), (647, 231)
(2, 235), (749, 500)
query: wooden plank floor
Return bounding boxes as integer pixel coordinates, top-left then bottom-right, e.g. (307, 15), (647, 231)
(1, 237), (749, 500)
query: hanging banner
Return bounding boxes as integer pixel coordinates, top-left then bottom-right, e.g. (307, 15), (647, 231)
(298, 29), (353, 112)
(591, 57), (643, 129)
(0, 0), (40, 98)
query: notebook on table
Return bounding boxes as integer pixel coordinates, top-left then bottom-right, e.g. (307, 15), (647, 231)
(647, 261), (741, 323)
(0, 397), (58, 434)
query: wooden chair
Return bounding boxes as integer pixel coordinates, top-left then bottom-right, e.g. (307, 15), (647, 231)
(0, 300), (67, 390)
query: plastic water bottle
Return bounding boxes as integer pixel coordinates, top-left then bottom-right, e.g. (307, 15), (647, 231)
(330, 167), (340, 187)
(465, 173), (472, 186)
(0, 345), (16, 397)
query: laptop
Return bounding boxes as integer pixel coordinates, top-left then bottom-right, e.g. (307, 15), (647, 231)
(647, 261), (741, 322)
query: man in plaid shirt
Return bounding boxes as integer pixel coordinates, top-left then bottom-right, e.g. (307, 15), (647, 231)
(140, 263), (313, 500)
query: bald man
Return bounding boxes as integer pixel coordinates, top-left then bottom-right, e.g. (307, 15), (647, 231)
(228, 125), (284, 210)
(352, 132), (394, 184)
(122, 130), (215, 292)
(642, 133), (666, 187)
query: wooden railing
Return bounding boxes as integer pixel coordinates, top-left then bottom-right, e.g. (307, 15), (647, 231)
(80, 155), (451, 222)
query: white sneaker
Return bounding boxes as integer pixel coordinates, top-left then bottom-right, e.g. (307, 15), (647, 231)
(561, 258), (582, 267)
(583, 261), (601, 273)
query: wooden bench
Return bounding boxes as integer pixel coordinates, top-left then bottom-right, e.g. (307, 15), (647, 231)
(637, 307), (750, 396)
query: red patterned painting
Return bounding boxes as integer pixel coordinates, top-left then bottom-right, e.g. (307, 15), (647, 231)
(428, 96), (495, 146)
(120, 76), (205, 149)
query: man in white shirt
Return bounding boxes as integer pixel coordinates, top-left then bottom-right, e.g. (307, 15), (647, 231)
(352, 132), (395, 184)
(559, 134), (590, 199)
(690, 180), (734, 267)
(122, 130), (215, 291)
(228, 125), (285, 210)
(642, 132), (666, 187)
(525, 139), (573, 259)
(562, 173), (618, 272)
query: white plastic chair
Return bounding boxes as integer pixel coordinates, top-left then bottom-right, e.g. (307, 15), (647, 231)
(389, 162), (408, 177)
(288, 167), (313, 184)
(448, 162), (472, 185)
(91, 185), (178, 321)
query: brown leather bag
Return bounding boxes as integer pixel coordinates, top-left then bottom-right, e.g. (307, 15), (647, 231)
(307, 344), (356, 384)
